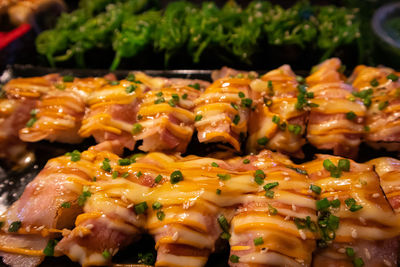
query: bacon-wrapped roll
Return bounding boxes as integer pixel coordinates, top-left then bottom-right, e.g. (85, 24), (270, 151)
(0, 148), (97, 267)
(350, 65), (400, 151)
(78, 79), (145, 154)
(194, 77), (252, 151)
(306, 58), (366, 158)
(133, 85), (200, 153)
(303, 155), (400, 266)
(56, 150), (149, 266)
(0, 98), (34, 163)
(3, 74), (60, 100)
(19, 90), (85, 143)
(0, 75), (59, 162)
(247, 65), (306, 157)
(368, 157), (400, 213)
(227, 151), (316, 266)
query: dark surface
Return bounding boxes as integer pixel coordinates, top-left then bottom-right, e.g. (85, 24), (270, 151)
(0, 65), (399, 266)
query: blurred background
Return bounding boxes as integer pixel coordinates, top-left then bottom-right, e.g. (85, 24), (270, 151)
(0, 0), (399, 71)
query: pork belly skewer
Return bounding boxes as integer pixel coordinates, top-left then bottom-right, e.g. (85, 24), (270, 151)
(303, 155), (400, 266)
(0, 148), (98, 267)
(133, 84), (200, 153)
(306, 58), (366, 158)
(55, 150), (151, 266)
(194, 73), (253, 151)
(0, 74), (61, 162)
(226, 151), (316, 266)
(18, 76), (112, 144)
(368, 157), (400, 213)
(349, 65), (400, 151)
(78, 77), (146, 155)
(247, 65), (307, 158)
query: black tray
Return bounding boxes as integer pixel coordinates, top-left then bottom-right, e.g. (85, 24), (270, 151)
(0, 64), (399, 267)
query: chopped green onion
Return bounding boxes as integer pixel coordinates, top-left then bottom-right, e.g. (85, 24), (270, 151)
(101, 158), (112, 172)
(265, 190), (274, 198)
(268, 204), (277, 215)
(216, 189), (221, 195)
(112, 171), (118, 179)
(188, 83), (200, 90)
(78, 186), (91, 206)
(134, 201), (148, 214)
(109, 80), (119, 86)
(346, 248), (355, 257)
(194, 115), (202, 121)
(102, 250), (111, 259)
(272, 115), (280, 124)
(230, 255), (240, 263)
(26, 117), (37, 128)
(316, 198), (330, 211)
(118, 158), (131, 166)
(132, 123), (143, 134)
(243, 159), (250, 164)
(370, 78), (379, 87)
(378, 101), (389, 110)
(154, 175), (162, 183)
(211, 162), (219, 167)
(217, 215), (230, 232)
(182, 93), (188, 99)
(61, 202), (71, 208)
(157, 211), (165, 221)
(152, 201), (162, 210)
(217, 173), (231, 181)
(168, 99), (176, 107)
(43, 239), (59, 256)
(126, 73), (136, 82)
(136, 171), (142, 178)
(310, 184), (321, 194)
(125, 84), (136, 93)
(263, 182), (278, 191)
(353, 258), (364, 267)
(338, 159), (350, 172)
(69, 150), (81, 162)
(387, 73), (399, 82)
(170, 170), (183, 184)
(238, 92), (245, 98)
(346, 111), (357, 120)
(241, 98), (253, 108)
(233, 115), (240, 125)
(121, 172), (129, 178)
(230, 102), (238, 110)
(330, 199), (341, 208)
(154, 97), (165, 104)
(257, 137), (269, 146)
(62, 75), (74, 82)
(253, 237), (264, 246)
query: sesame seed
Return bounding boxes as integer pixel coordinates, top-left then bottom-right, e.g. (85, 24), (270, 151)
(284, 177), (290, 181)
(172, 232), (179, 241)
(284, 216), (290, 221)
(359, 217), (366, 225)
(338, 248), (346, 253)
(260, 247), (268, 253)
(355, 184), (362, 188)
(292, 204), (297, 211)
(299, 230), (306, 240)
(383, 259), (392, 266)
(85, 224), (94, 230)
(364, 248), (371, 260)
(351, 229), (358, 239)
(372, 193), (380, 198)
